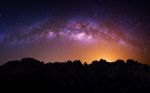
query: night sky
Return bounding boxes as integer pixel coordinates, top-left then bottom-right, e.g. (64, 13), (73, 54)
(0, 0), (150, 64)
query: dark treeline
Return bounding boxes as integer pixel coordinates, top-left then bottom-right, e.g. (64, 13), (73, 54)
(0, 58), (150, 93)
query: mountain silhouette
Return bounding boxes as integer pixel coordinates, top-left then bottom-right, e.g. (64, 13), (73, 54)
(0, 58), (150, 93)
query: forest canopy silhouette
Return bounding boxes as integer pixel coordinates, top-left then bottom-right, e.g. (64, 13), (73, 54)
(0, 58), (150, 93)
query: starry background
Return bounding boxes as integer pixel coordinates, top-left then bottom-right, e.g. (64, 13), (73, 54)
(0, 0), (150, 64)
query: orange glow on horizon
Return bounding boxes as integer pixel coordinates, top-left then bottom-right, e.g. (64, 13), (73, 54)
(37, 38), (145, 64)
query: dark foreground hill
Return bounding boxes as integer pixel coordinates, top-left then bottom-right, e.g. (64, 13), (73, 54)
(0, 58), (150, 93)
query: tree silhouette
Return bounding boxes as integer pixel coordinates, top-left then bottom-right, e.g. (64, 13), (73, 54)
(0, 58), (150, 93)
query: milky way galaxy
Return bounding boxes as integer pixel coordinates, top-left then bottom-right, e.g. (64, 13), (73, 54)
(0, 0), (150, 64)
